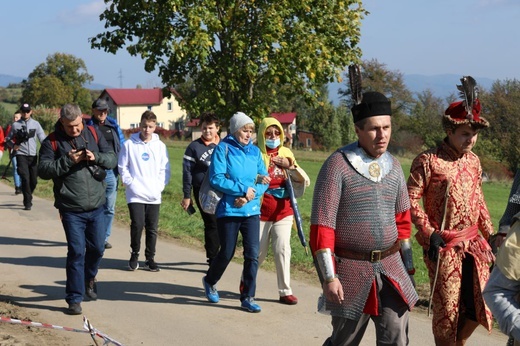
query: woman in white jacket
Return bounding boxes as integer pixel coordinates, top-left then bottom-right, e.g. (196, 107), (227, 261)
(118, 111), (171, 272)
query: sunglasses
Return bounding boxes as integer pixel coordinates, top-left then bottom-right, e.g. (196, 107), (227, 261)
(265, 131), (281, 136)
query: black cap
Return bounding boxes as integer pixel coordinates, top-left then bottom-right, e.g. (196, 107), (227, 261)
(351, 92), (392, 123)
(20, 103), (31, 112)
(92, 99), (109, 110)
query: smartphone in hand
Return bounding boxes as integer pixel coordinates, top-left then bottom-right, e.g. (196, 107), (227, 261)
(187, 204), (196, 215)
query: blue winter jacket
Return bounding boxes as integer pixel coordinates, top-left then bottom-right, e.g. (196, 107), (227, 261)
(210, 134), (269, 218)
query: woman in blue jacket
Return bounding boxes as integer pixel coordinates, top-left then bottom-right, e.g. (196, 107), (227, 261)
(202, 112), (270, 313)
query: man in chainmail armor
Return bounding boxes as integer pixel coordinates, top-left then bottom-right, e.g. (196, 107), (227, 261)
(311, 91), (418, 346)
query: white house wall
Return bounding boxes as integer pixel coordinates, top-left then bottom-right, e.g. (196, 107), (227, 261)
(110, 96), (187, 130)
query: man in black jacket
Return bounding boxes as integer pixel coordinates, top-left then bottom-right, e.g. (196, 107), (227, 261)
(38, 104), (117, 315)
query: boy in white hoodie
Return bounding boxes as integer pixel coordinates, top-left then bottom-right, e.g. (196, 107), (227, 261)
(118, 111), (171, 271)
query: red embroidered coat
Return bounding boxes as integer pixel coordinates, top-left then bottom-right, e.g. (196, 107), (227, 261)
(407, 141), (495, 342)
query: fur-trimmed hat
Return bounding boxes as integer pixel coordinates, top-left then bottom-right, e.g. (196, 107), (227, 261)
(443, 76), (489, 129)
(351, 91), (392, 123)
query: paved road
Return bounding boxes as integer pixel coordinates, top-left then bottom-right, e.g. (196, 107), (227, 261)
(0, 181), (509, 345)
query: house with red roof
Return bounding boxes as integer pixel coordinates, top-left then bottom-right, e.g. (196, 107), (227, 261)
(98, 88), (187, 130)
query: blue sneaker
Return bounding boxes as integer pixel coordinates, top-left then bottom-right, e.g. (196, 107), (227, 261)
(241, 297), (261, 313)
(202, 276), (219, 303)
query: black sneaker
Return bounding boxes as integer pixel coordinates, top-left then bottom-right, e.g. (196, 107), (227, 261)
(85, 278), (97, 300)
(129, 252), (139, 271)
(65, 302), (82, 315)
(144, 259), (160, 272)
(15, 187), (22, 195)
(104, 242), (112, 249)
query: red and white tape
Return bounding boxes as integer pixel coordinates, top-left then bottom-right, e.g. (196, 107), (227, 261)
(0, 315), (124, 346)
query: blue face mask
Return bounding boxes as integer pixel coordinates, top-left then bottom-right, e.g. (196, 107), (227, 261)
(265, 138), (280, 149)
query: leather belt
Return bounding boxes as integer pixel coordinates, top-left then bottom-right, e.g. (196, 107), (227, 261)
(334, 241), (401, 263)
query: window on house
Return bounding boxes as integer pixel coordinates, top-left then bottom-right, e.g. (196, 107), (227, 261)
(167, 102), (173, 111)
(130, 123), (140, 129)
(147, 105), (152, 110)
(306, 138), (312, 147)
(157, 122), (164, 128)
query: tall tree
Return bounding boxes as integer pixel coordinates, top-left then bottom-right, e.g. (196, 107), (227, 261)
(338, 59), (415, 147)
(22, 53), (93, 111)
(479, 79), (520, 171)
(404, 89), (446, 152)
(90, 0), (367, 122)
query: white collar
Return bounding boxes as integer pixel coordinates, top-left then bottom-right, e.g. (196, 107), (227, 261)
(342, 142), (393, 182)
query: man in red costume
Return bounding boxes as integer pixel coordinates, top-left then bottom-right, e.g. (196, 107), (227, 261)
(311, 91), (418, 346)
(407, 76), (498, 345)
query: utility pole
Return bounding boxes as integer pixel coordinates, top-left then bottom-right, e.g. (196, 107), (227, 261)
(118, 69), (123, 88)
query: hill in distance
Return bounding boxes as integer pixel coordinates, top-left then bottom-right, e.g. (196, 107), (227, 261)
(0, 73), (110, 90)
(328, 74), (495, 105)
(1, 72), (496, 103)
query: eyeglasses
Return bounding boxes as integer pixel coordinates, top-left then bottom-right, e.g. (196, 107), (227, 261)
(265, 131), (281, 137)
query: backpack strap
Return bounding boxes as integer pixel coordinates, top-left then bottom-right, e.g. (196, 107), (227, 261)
(48, 125), (99, 152)
(49, 132), (57, 151)
(86, 125), (98, 144)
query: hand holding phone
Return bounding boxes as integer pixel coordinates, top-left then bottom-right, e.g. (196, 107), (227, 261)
(187, 204), (196, 215)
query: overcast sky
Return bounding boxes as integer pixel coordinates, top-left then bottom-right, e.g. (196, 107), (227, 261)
(1, 0), (519, 89)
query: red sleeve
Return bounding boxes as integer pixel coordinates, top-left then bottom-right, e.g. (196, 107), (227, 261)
(310, 224), (335, 255)
(396, 209), (412, 240)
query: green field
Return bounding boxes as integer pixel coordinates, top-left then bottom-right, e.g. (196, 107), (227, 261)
(0, 140), (511, 289)
(0, 102), (18, 114)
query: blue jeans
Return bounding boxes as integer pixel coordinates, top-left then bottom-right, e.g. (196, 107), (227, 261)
(483, 267), (520, 341)
(206, 215), (260, 301)
(11, 155), (21, 188)
(104, 170), (118, 243)
(60, 207), (105, 304)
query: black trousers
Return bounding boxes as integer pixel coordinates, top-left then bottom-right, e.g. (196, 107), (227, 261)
(16, 155), (38, 208)
(128, 203), (160, 260)
(193, 186), (220, 260)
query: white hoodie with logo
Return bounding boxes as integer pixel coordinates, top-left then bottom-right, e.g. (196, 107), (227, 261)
(118, 132), (171, 204)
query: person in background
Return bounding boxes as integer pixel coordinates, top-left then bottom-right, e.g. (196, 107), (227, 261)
(6, 103), (46, 210)
(256, 117), (299, 305)
(407, 77), (499, 345)
(202, 111), (270, 313)
(118, 111), (171, 272)
(6, 111), (22, 194)
(486, 169), (520, 346)
(0, 121), (4, 162)
(310, 91), (418, 345)
(181, 112), (220, 265)
(483, 212), (520, 346)
(87, 98), (126, 250)
(497, 169), (520, 237)
(38, 103), (117, 315)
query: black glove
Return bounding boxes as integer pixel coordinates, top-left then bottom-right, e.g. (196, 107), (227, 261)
(428, 232), (446, 262)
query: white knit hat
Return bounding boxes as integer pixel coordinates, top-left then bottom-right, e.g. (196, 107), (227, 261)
(229, 112), (254, 134)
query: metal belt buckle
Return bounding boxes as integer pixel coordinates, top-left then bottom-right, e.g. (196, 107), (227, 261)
(370, 250), (382, 262)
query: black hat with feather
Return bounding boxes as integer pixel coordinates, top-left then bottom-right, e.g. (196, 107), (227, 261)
(349, 65), (392, 123)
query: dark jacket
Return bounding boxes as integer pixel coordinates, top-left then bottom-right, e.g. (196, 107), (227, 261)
(38, 120), (117, 212)
(86, 116), (125, 175)
(182, 137), (217, 198)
